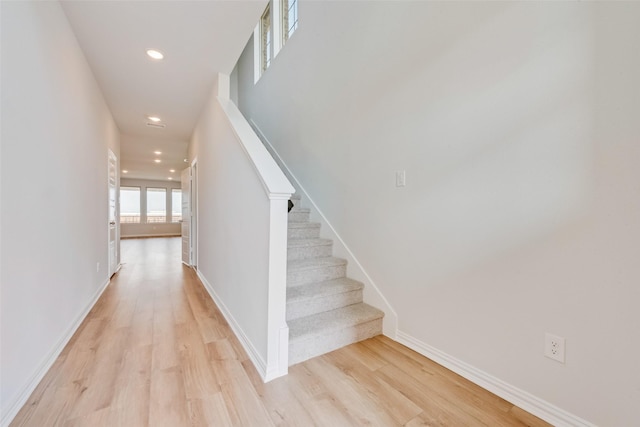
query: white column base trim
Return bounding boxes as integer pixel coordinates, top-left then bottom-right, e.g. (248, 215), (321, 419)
(1, 279), (111, 427)
(396, 331), (596, 427)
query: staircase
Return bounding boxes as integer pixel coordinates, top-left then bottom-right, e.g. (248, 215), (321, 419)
(287, 194), (384, 365)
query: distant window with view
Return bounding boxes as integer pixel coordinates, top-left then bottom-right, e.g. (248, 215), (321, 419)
(120, 187), (141, 223)
(146, 188), (167, 223)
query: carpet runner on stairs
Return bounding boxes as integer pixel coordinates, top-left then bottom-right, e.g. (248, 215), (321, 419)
(287, 194), (384, 366)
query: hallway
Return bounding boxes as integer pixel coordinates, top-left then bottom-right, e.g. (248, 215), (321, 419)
(11, 238), (547, 427)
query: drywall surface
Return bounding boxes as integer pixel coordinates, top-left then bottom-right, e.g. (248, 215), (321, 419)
(189, 85), (272, 375)
(236, 2), (640, 425)
(120, 178), (181, 237)
(0, 1), (119, 423)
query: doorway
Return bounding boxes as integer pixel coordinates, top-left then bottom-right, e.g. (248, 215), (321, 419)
(108, 149), (119, 276)
(180, 159), (198, 267)
(191, 159), (198, 269)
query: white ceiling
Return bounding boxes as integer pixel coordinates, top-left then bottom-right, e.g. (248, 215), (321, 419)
(61, 0), (267, 181)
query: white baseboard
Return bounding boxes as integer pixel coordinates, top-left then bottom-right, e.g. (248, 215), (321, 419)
(1, 279), (111, 427)
(396, 331), (595, 427)
(249, 119), (398, 339)
(195, 270), (270, 381)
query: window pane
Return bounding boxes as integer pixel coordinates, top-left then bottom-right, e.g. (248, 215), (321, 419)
(283, 0), (298, 42)
(147, 188), (166, 223)
(120, 187), (140, 223)
(261, 4), (272, 72)
(172, 189), (182, 223)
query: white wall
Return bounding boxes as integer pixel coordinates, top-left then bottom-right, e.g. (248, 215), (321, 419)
(120, 178), (181, 238)
(236, 2), (640, 425)
(0, 2), (120, 424)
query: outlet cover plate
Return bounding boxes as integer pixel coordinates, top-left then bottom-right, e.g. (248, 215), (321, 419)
(545, 333), (566, 363)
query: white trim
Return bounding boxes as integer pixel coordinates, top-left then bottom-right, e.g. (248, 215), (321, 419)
(196, 270), (270, 380)
(217, 98), (294, 198)
(120, 233), (180, 239)
(253, 23), (261, 84)
(396, 331), (596, 427)
(1, 279), (111, 427)
(249, 119), (398, 339)
(271, 0), (283, 60)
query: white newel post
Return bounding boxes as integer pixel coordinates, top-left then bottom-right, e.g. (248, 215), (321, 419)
(265, 195), (290, 381)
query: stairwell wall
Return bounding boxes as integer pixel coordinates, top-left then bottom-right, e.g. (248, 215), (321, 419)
(235, 2), (640, 426)
(1, 2), (120, 424)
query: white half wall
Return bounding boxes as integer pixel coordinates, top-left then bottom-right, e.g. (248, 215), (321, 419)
(189, 75), (293, 382)
(0, 2), (120, 425)
(235, 2), (640, 426)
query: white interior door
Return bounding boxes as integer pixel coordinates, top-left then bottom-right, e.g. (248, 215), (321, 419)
(181, 167), (191, 265)
(108, 150), (118, 276)
(190, 160), (197, 268)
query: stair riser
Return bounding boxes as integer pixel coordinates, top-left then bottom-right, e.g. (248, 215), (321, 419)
(287, 264), (346, 286)
(287, 289), (363, 321)
(288, 211), (310, 222)
(288, 226), (320, 239)
(289, 318), (383, 366)
(287, 243), (333, 261)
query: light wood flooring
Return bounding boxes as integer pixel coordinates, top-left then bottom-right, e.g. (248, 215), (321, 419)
(11, 237), (551, 427)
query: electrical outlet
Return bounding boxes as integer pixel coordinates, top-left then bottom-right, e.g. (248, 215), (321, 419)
(545, 333), (566, 363)
(395, 170), (406, 187)
(96, 262), (100, 272)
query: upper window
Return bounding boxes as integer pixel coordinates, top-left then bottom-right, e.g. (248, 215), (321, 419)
(146, 188), (167, 223)
(255, 0), (298, 82)
(282, 0), (298, 43)
(120, 187), (141, 223)
(260, 4), (273, 74)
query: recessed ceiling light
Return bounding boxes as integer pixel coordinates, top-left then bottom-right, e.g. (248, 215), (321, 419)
(169, 169), (175, 173)
(147, 116), (161, 122)
(183, 158), (188, 163)
(154, 159), (161, 163)
(122, 170), (128, 174)
(168, 177), (173, 180)
(146, 49), (164, 60)
(154, 151), (162, 155)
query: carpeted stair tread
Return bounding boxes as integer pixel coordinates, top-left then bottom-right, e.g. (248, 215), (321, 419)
(288, 221), (321, 239)
(288, 221), (319, 229)
(288, 208), (310, 223)
(286, 195), (383, 364)
(288, 238), (332, 248)
(287, 277), (363, 300)
(288, 207), (310, 215)
(287, 256), (346, 272)
(289, 303), (383, 340)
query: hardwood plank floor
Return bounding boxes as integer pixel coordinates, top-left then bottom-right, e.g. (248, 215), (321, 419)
(10, 237), (551, 427)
